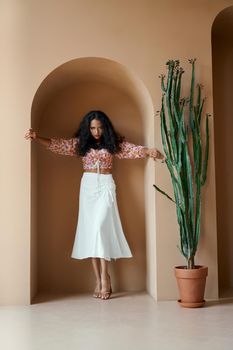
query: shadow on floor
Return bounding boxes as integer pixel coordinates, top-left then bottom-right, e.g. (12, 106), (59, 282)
(31, 291), (144, 304)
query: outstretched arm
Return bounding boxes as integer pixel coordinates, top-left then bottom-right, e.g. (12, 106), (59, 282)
(115, 140), (165, 161)
(24, 128), (78, 156)
(25, 128), (51, 146)
(145, 148), (165, 162)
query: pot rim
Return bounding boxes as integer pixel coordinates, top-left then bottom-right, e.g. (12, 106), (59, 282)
(175, 265), (208, 270)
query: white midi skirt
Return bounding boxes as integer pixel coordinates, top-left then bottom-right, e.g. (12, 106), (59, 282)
(71, 172), (133, 261)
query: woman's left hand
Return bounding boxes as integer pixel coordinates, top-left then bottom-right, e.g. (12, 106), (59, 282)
(147, 148), (166, 162)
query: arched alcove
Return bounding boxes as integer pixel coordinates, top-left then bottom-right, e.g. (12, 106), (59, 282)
(212, 7), (233, 298)
(30, 57), (155, 302)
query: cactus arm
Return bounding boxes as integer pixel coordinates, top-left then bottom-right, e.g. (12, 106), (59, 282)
(161, 96), (173, 162)
(166, 61), (178, 163)
(160, 74), (167, 93)
(184, 137), (195, 243)
(176, 67), (184, 103)
(188, 59), (196, 131)
(193, 109), (202, 182)
(171, 78), (180, 126)
(198, 98), (204, 124)
(153, 184), (175, 203)
(201, 114), (209, 186)
(196, 83), (201, 113)
(194, 177), (201, 251)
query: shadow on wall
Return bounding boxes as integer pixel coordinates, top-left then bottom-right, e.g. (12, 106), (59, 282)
(212, 6), (233, 298)
(30, 57), (154, 302)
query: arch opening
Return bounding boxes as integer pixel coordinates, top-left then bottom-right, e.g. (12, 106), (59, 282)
(30, 57), (155, 302)
(212, 6), (233, 298)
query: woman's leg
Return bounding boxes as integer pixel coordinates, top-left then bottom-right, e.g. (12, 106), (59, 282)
(100, 258), (112, 300)
(91, 258), (101, 298)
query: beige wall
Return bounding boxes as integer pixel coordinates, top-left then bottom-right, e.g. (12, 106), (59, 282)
(1, 0), (233, 305)
(212, 6), (233, 297)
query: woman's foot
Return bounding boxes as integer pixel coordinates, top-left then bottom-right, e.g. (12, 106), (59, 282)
(93, 281), (101, 298)
(101, 274), (112, 300)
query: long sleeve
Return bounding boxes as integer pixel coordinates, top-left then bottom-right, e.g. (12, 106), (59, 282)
(47, 137), (78, 156)
(115, 141), (147, 159)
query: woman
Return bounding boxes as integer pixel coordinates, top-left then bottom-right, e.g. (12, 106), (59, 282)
(25, 110), (165, 300)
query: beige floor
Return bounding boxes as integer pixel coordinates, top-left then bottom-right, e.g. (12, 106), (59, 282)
(0, 292), (233, 350)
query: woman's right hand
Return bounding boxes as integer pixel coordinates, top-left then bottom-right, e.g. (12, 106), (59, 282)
(25, 128), (37, 141)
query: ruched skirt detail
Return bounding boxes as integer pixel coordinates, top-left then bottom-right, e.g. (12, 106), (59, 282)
(71, 173), (132, 261)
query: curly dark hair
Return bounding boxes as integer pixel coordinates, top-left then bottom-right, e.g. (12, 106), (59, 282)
(73, 110), (124, 156)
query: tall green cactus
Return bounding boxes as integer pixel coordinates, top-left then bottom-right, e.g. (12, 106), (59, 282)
(154, 59), (210, 269)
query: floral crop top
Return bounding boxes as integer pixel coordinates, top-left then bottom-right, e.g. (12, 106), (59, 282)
(47, 138), (147, 172)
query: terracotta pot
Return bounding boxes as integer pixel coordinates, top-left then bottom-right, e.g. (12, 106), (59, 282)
(174, 265), (208, 308)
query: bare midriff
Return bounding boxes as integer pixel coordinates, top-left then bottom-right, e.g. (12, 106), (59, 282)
(84, 169), (112, 174)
